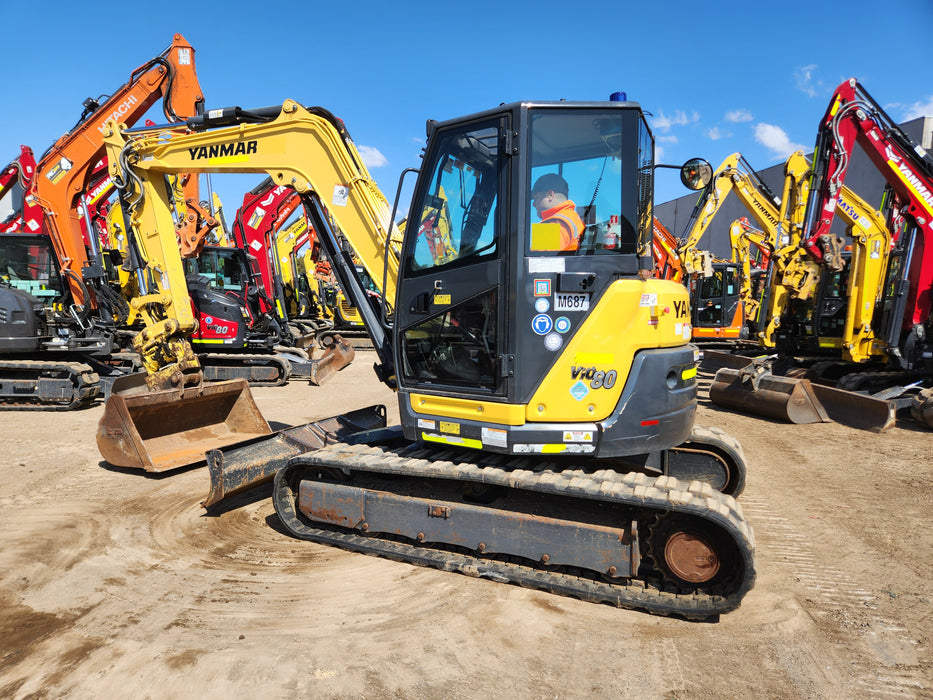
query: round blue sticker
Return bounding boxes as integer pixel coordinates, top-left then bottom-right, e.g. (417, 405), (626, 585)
(532, 314), (552, 335)
(555, 316), (571, 333)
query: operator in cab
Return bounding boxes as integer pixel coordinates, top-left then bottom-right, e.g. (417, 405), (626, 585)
(530, 173), (584, 251)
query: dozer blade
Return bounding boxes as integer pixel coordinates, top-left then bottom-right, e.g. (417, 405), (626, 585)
(809, 383), (897, 433)
(202, 404), (390, 508)
(97, 373), (272, 472)
(709, 367), (831, 424)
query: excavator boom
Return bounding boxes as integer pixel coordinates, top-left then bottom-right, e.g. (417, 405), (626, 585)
(30, 33), (205, 308)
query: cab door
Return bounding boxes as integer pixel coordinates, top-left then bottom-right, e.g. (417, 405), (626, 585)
(395, 116), (508, 398)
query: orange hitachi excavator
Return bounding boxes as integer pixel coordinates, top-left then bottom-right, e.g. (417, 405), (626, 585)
(0, 34), (213, 409)
(30, 33), (205, 314)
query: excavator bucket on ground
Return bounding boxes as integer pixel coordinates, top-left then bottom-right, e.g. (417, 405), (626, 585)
(279, 334), (355, 386)
(308, 335), (354, 386)
(808, 383), (897, 432)
(709, 365), (899, 431)
(709, 367), (831, 424)
(202, 404), (389, 508)
(97, 373), (272, 472)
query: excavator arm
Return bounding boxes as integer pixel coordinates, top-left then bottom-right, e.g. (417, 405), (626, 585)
(102, 100), (403, 377)
(30, 33), (205, 308)
(231, 177), (304, 322)
(801, 78), (933, 333)
(727, 218), (771, 328)
(0, 146), (39, 234)
(676, 152), (788, 275)
(651, 216), (684, 281)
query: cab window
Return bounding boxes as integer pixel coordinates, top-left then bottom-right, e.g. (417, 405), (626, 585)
(406, 122), (499, 273)
(528, 111), (631, 254)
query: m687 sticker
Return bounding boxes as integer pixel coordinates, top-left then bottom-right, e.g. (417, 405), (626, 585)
(571, 365), (617, 389)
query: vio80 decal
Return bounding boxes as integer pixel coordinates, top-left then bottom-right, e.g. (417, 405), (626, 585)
(571, 365), (617, 389)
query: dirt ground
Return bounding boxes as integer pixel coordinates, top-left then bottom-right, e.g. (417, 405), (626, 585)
(0, 353), (930, 699)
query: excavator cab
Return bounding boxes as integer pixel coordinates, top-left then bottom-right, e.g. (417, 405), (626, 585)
(688, 263), (746, 340)
(392, 100), (706, 458)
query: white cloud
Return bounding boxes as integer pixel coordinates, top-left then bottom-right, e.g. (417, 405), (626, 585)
(795, 64), (821, 98)
(358, 145), (388, 168)
(657, 135), (679, 144)
(652, 109), (699, 132)
(725, 109), (753, 123)
(903, 96), (933, 120)
(707, 126), (732, 141)
(754, 123), (807, 159)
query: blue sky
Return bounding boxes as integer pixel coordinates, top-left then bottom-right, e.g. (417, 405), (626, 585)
(2, 0), (931, 218)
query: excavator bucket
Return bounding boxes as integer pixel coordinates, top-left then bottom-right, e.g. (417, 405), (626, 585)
(97, 373), (272, 472)
(308, 334), (354, 386)
(709, 367), (831, 424)
(699, 349), (759, 372)
(279, 334), (354, 386)
(809, 383), (897, 433)
(708, 363), (899, 432)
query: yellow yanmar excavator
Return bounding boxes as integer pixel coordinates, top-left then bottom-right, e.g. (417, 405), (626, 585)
(96, 96), (756, 618)
(674, 151), (811, 341)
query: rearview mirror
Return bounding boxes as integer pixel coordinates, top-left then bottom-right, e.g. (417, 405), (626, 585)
(680, 158), (713, 190)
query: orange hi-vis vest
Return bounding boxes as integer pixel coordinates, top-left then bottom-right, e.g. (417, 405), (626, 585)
(541, 200), (584, 250)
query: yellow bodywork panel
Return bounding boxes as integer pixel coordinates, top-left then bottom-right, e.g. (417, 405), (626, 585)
(409, 393), (526, 426)
(527, 278), (691, 423)
(408, 278), (691, 427)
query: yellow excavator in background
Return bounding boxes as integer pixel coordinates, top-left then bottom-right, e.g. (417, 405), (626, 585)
(756, 184), (893, 361)
(710, 179), (902, 431)
(677, 151), (810, 276)
(94, 96), (756, 619)
(674, 151), (810, 341)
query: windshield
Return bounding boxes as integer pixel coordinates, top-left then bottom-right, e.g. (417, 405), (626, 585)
(0, 236), (64, 300)
(186, 249), (247, 291)
(528, 110), (637, 254)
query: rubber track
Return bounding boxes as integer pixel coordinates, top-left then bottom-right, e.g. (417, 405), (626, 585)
(199, 353), (291, 387)
(274, 441), (756, 619)
(0, 359), (100, 410)
(680, 424), (747, 496)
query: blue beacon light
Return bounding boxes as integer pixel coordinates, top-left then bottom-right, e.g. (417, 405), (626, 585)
(609, 91), (627, 102)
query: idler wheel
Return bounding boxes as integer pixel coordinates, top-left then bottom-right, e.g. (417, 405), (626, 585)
(663, 530), (720, 583)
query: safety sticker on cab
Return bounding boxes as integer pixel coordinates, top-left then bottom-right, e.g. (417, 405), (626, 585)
(639, 293), (658, 307)
(569, 381), (589, 401)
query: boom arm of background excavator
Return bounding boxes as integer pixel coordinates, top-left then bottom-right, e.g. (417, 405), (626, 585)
(651, 216), (684, 281)
(30, 33), (205, 308)
(0, 146), (39, 234)
(231, 177), (305, 324)
(800, 78), (933, 334)
(677, 152), (786, 276)
(103, 100), (403, 381)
